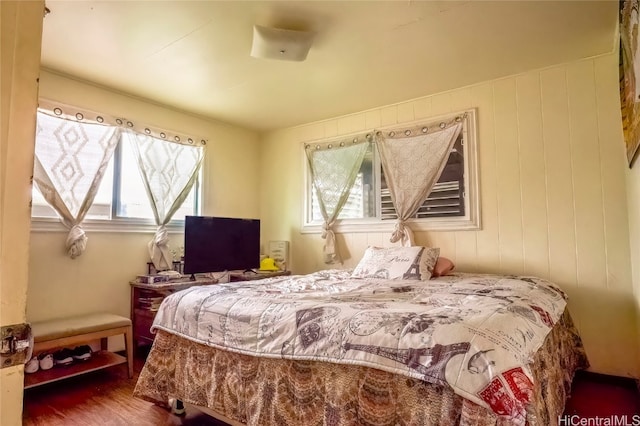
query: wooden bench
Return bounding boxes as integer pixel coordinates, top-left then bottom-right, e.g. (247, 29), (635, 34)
(25, 313), (133, 389)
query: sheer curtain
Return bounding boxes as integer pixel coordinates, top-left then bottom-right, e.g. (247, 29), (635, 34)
(376, 117), (463, 246)
(306, 136), (370, 264)
(33, 111), (121, 258)
(125, 130), (205, 271)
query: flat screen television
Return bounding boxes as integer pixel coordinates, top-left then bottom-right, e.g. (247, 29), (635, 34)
(183, 216), (260, 275)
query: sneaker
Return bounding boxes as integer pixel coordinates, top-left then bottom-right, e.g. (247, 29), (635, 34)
(53, 348), (74, 366)
(38, 353), (54, 370)
(25, 355), (39, 374)
(72, 345), (92, 361)
(169, 398), (185, 416)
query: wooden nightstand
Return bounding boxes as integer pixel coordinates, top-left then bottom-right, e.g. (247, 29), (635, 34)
(229, 270), (291, 282)
(129, 277), (217, 347)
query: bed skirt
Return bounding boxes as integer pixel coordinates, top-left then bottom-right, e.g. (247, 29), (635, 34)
(133, 311), (587, 426)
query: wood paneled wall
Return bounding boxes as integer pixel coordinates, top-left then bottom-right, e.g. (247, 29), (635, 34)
(260, 53), (639, 378)
(625, 125), (640, 374)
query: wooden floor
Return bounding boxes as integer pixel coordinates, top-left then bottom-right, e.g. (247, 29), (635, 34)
(563, 371), (640, 419)
(23, 349), (639, 426)
(23, 349), (225, 426)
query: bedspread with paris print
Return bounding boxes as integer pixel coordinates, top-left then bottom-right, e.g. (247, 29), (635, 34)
(152, 270), (569, 424)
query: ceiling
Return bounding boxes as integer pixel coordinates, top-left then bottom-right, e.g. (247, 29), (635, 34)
(41, 1), (618, 132)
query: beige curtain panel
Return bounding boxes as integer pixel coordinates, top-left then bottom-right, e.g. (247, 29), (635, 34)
(305, 135), (370, 264)
(376, 118), (463, 246)
(33, 111), (120, 258)
(125, 130), (205, 271)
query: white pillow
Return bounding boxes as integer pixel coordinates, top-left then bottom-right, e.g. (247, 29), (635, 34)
(351, 246), (440, 280)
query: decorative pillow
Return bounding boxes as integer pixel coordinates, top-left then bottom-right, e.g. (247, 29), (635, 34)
(351, 246), (440, 280)
(432, 257), (455, 277)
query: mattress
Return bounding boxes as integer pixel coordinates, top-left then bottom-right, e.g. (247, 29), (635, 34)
(133, 271), (588, 425)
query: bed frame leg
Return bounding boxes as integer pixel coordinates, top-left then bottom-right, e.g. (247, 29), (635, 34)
(169, 398), (186, 416)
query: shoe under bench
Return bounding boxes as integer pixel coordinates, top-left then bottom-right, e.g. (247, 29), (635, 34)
(24, 313), (133, 389)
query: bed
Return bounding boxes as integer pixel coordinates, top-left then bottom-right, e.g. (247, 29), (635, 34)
(133, 248), (588, 426)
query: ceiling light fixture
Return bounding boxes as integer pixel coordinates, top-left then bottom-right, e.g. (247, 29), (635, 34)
(250, 25), (314, 62)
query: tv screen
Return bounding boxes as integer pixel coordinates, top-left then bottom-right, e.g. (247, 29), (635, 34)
(183, 216), (260, 275)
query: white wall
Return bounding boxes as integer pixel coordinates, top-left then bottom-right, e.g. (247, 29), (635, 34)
(27, 71), (261, 323)
(260, 53), (639, 378)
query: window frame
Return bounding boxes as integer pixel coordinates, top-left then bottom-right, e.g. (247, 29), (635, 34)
(30, 135), (202, 234)
(301, 108), (480, 234)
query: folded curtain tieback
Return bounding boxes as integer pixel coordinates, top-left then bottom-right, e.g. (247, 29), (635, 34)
(390, 220), (406, 243)
(66, 225), (88, 259)
(153, 225), (169, 245)
(321, 221), (341, 264)
(390, 220), (414, 246)
(149, 225), (172, 270)
(321, 221), (335, 239)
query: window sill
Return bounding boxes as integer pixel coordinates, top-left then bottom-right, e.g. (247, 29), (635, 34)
(300, 216), (481, 234)
(30, 217), (185, 234)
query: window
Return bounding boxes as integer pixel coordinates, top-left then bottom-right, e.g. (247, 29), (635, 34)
(310, 143), (376, 221)
(115, 139), (198, 222)
(31, 135), (200, 230)
(304, 109), (479, 233)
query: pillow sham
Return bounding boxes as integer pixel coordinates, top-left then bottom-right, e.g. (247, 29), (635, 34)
(432, 256), (455, 277)
(351, 246), (440, 280)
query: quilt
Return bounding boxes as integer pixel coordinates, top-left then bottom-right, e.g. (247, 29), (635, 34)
(152, 271), (568, 423)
